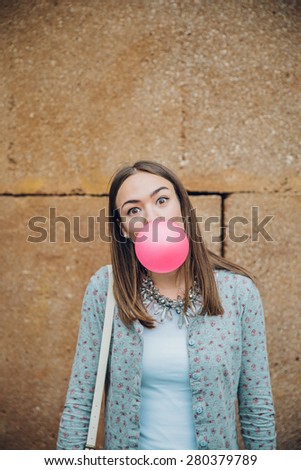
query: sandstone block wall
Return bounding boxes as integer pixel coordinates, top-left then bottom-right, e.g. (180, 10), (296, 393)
(1, 0), (300, 449)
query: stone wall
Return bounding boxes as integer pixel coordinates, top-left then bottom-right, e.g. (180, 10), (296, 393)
(1, 0), (300, 449)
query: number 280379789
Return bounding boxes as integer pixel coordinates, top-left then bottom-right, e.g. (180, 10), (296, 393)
(186, 454), (258, 466)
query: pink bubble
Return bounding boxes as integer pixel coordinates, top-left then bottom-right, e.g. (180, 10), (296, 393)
(134, 220), (189, 273)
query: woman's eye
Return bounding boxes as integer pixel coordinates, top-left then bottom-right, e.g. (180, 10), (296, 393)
(127, 197), (168, 215)
(157, 196), (169, 205)
(128, 207), (140, 215)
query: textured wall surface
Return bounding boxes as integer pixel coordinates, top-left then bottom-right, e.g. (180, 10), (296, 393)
(0, 0), (300, 450)
(224, 193), (301, 449)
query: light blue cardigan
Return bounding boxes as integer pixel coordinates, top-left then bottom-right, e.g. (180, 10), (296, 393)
(57, 265), (276, 450)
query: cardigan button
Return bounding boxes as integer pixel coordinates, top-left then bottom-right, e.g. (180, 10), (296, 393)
(192, 372), (199, 380)
(200, 439), (208, 448)
(196, 405), (204, 414)
(188, 339), (195, 346)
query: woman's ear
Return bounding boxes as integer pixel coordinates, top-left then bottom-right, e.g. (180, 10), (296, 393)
(116, 216), (127, 238)
(119, 223), (129, 238)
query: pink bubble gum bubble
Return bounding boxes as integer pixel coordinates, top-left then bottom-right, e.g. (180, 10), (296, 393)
(134, 220), (189, 273)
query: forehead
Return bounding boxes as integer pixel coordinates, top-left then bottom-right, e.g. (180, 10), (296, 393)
(116, 172), (174, 206)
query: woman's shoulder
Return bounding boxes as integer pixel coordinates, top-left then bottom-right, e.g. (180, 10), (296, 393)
(87, 264), (111, 291)
(214, 269), (264, 322)
(214, 268), (258, 298)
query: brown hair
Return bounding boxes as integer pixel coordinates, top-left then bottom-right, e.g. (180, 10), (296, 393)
(108, 160), (257, 329)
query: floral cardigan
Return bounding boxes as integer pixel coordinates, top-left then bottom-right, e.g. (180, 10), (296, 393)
(57, 265), (276, 450)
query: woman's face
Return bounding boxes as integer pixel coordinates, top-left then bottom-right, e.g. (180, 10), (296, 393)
(115, 171), (183, 240)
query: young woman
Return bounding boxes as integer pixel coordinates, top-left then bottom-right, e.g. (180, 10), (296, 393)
(57, 160), (276, 450)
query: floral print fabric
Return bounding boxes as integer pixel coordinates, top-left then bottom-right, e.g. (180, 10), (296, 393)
(57, 265), (276, 450)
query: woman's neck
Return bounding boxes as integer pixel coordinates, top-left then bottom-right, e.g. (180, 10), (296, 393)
(147, 267), (188, 299)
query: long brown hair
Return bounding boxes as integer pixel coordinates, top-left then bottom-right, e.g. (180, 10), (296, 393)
(108, 160), (257, 329)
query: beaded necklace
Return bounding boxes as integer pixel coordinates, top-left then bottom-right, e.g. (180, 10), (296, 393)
(140, 275), (203, 329)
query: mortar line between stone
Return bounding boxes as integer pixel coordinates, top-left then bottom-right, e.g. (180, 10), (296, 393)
(0, 193), (109, 197)
(2, 191), (300, 197)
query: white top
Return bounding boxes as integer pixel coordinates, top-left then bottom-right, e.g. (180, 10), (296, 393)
(138, 307), (197, 450)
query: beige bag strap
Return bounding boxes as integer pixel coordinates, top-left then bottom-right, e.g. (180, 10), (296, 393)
(85, 264), (115, 450)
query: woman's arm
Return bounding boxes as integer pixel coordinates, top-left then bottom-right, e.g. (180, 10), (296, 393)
(56, 266), (109, 450)
(238, 279), (277, 450)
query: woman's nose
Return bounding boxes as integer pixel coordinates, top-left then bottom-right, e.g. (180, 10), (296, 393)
(144, 212), (152, 224)
(144, 207), (165, 225)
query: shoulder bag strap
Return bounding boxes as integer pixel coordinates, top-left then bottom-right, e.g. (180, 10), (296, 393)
(85, 264), (115, 450)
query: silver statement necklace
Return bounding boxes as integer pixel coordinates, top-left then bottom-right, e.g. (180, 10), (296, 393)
(140, 275), (203, 329)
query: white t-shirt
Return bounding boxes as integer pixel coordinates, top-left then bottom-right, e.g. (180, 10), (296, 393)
(138, 307), (197, 450)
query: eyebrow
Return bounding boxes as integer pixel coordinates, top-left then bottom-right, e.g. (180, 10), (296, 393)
(121, 186), (170, 210)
